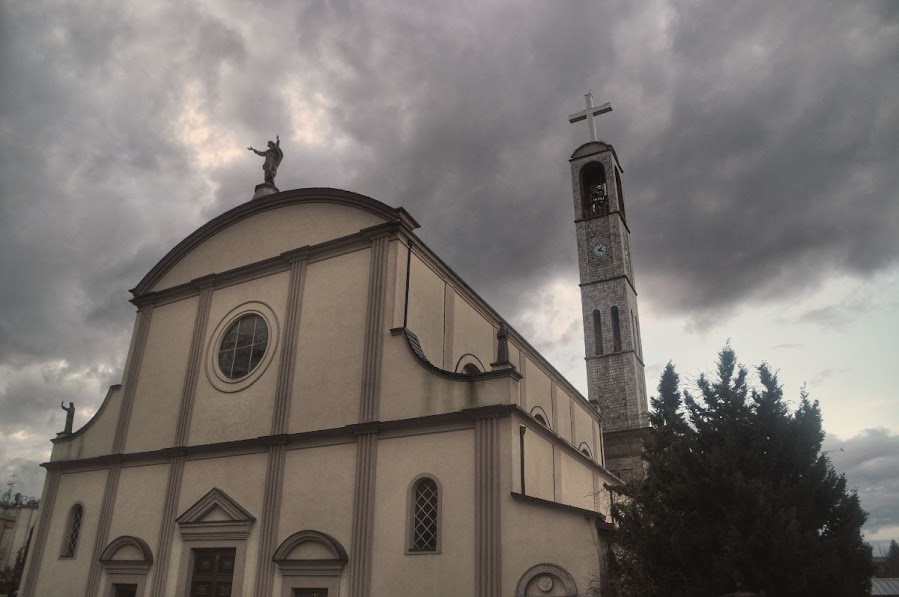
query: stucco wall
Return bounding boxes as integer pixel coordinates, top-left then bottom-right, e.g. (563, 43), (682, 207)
(503, 497), (603, 596)
(405, 252), (446, 365)
(524, 358), (553, 428)
(370, 429), (476, 596)
(451, 295), (495, 372)
(290, 250), (370, 433)
(277, 442), (357, 552)
(32, 468), (108, 597)
(379, 333), (520, 421)
(189, 272), (290, 445)
(126, 297), (197, 453)
(153, 202), (385, 292)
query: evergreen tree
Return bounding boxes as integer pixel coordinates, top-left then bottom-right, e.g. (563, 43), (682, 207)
(609, 346), (873, 596)
(879, 540), (899, 577)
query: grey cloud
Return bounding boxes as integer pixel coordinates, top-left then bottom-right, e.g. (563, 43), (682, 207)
(826, 428), (899, 536)
(0, 0), (896, 544)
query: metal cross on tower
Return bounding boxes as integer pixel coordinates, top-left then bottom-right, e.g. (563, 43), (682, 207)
(568, 92), (612, 142)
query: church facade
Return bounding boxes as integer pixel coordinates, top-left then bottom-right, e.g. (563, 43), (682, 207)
(20, 124), (647, 597)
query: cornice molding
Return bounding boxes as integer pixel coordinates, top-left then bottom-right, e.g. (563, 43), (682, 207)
(43, 405), (520, 472)
(390, 327), (522, 382)
(510, 491), (606, 522)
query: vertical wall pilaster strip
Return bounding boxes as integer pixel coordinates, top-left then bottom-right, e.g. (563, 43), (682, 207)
(19, 469), (60, 597)
(442, 284), (455, 370)
(253, 443), (287, 597)
(359, 236), (389, 422)
(347, 235), (389, 596)
(112, 306), (154, 454)
(149, 454), (185, 597)
(519, 357), (528, 411)
(475, 416), (501, 597)
(347, 432), (378, 597)
(271, 257), (307, 435)
(175, 286), (214, 446)
(84, 461), (122, 596)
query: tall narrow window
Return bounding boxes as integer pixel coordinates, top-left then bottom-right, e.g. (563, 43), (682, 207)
(611, 307), (622, 352)
(631, 312), (638, 353)
(635, 315), (643, 359)
(62, 504), (83, 557)
(592, 309), (603, 355)
(410, 477), (439, 552)
(580, 162), (609, 219)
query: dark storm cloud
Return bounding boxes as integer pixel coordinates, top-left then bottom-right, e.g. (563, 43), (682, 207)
(0, 0), (896, 532)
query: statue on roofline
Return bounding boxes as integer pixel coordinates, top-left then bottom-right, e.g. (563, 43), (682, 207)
(247, 135), (283, 185)
(59, 401), (75, 435)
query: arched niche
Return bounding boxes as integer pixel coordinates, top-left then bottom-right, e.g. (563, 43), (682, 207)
(515, 563), (578, 597)
(529, 406), (551, 430)
(455, 353), (487, 374)
(273, 530), (348, 576)
(99, 535), (154, 597)
(99, 535), (154, 574)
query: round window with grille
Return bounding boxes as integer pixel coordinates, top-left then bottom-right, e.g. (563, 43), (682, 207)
(217, 314), (268, 380)
(206, 302), (279, 393)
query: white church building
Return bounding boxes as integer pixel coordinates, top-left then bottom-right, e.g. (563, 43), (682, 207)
(20, 98), (648, 597)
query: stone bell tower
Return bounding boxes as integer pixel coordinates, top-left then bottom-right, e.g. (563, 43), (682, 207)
(568, 93), (649, 481)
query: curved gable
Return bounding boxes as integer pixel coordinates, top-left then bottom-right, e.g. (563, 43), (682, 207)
(569, 141), (622, 168)
(134, 188), (418, 295)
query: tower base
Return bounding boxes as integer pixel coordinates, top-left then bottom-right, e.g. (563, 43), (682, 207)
(603, 425), (651, 482)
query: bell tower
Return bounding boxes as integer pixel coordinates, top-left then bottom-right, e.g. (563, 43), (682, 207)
(568, 93), (649, 480)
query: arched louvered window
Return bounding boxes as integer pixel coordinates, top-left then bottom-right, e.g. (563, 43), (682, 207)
(592, 309), (603, 355)
(61, 504), (83, 557)
(408, 476), (440, 553)
(611, 306), (622, 352)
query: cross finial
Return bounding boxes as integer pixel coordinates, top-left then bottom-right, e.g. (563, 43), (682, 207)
(568, 92), (612, 142)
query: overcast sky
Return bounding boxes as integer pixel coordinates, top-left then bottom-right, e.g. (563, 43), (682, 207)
(1, 0), (896, 548)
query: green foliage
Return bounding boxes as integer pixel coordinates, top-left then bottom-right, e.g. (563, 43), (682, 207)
(608, 346), (873, 597)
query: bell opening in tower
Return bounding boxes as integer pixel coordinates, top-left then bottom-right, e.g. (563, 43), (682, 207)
(615, 167), (627, 223)
(579, 162), (609, 219)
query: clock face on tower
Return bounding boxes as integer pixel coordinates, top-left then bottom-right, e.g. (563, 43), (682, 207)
(592, 243), (608, 258)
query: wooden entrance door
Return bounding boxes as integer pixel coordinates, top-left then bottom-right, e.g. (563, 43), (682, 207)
(293, 590), (328, 597)
(113, 585), (137, 597)
(190, 548), (235, 597)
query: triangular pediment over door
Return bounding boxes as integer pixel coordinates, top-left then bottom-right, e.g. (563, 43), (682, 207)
(176, 487), (256, 541)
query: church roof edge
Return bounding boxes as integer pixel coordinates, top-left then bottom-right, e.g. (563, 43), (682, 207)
(569, 141), (623, 170)
(132, 187), (419, 297)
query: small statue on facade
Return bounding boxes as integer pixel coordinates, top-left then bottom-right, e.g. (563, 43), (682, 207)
(247, 135), (283, 185)
(491, 323), (515, 371)
(59, 401), (75, 435)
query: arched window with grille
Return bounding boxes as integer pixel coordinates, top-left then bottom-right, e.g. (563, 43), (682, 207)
(407, 475), (441, 553)
(61, 504), (83, 558)
(611, 306), (622, 352)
